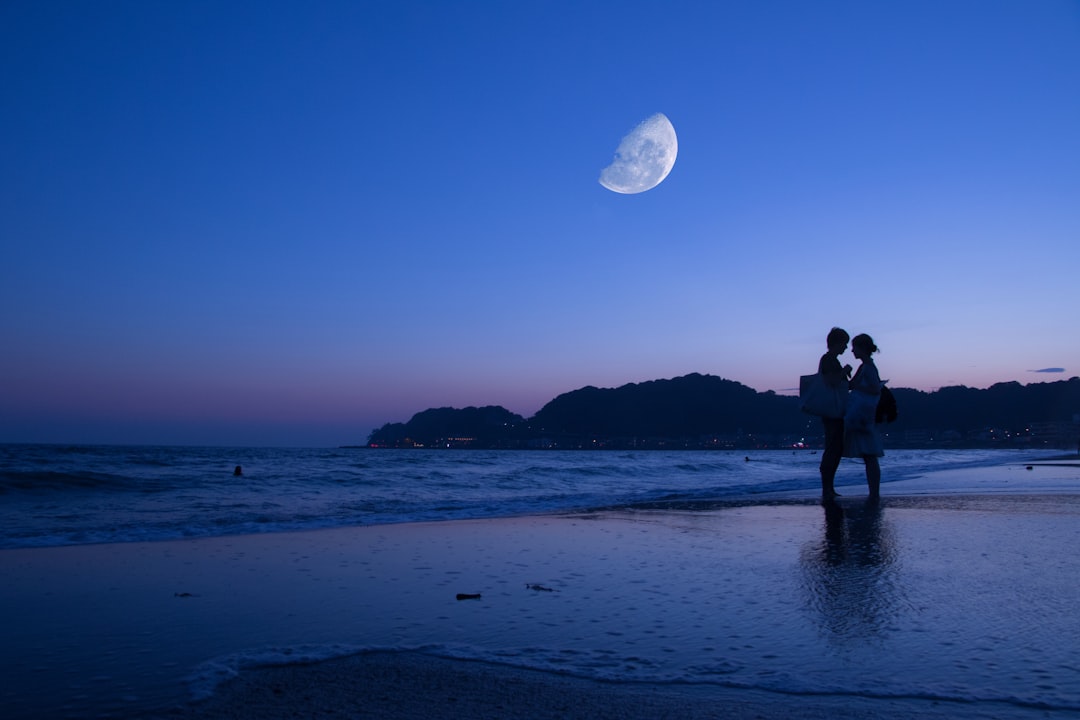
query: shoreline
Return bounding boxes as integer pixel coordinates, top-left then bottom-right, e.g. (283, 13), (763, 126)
(2, 447), (1070, 553)
(157, 649), (1060, 720)
(3, 466), (1079, 719)
(163, 487), (1080, 720)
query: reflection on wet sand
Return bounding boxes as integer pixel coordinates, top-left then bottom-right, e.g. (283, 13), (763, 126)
(799, 499), (904, 641)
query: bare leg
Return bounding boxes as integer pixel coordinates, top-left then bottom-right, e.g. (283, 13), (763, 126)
(820, 418), (844, 498)
(864, 455), (880, 498)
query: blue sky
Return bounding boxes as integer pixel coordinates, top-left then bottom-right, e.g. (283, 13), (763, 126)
(2, 1), (1079, 446)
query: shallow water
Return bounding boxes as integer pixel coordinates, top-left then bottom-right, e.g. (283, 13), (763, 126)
(2, 448), (1078, 718)
(3, 491), (1079, 718)
(0, 445), (1060, 548)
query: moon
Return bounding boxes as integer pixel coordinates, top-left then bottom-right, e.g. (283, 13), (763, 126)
(599, 113), (678, 194)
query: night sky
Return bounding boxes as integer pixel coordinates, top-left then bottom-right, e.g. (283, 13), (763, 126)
(3, 1), (1078, 446)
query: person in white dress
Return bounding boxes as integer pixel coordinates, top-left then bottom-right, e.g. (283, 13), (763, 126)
(844, 334), (884, 498)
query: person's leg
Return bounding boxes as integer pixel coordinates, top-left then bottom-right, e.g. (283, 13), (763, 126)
(820, 418), (843, 497)
(864, 455), (880, 498)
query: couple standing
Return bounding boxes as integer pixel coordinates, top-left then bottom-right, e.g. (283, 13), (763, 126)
(818, 327), (883, 499)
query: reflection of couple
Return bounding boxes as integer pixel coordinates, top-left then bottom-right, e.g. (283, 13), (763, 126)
(817, 327), (884, 499)
(802, 498), (898, 640)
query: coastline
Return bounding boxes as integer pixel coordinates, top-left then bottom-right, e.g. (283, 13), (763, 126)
(3, 462), (1079, 719)
(156, 649), (1052, 720)
(1, 447), (1067, 551)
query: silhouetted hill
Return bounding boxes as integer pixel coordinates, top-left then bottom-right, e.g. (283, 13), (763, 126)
(367, 406), (525, 448)
(365, 374), (1080, 450)
(531, 374), (792, 438)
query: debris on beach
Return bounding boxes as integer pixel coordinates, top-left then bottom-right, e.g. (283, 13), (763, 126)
(525, 584), (556, 592)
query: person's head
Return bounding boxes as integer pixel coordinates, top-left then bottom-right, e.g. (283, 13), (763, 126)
(851, 333), (878, 358)
(826, 327), (849, 354)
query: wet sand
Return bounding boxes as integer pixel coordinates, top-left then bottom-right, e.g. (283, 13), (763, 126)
(3, 462), (1079, 719)
(158, 649), (1043, 720)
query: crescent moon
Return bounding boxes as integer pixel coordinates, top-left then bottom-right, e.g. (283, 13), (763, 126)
(599, 113), (678, 194)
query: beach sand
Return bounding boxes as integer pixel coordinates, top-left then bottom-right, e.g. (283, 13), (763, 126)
(159, 649), (1021, 720)
(3, 461), (1079, 719)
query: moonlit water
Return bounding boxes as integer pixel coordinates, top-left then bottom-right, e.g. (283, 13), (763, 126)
(1, 445), (1078, 719)
(0, 445), (1059, 550)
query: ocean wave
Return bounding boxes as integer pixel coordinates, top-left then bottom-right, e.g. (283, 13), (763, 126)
(0, 446), (1065, 549)
(185, 643), (1080, 715)
(0, 469), (140, 493)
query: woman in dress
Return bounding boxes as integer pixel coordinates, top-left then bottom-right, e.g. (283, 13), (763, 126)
(844, 334), (884, 498)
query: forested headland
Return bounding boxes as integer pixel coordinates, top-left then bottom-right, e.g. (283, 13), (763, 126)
(365, 373), (1080, 451)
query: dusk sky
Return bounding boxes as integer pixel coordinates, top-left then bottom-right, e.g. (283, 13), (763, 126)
(3, 1), (1079, 447)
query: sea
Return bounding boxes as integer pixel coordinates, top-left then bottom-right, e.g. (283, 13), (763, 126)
(2, 444), (1079, 719)
(0, 444), (1064, 550)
